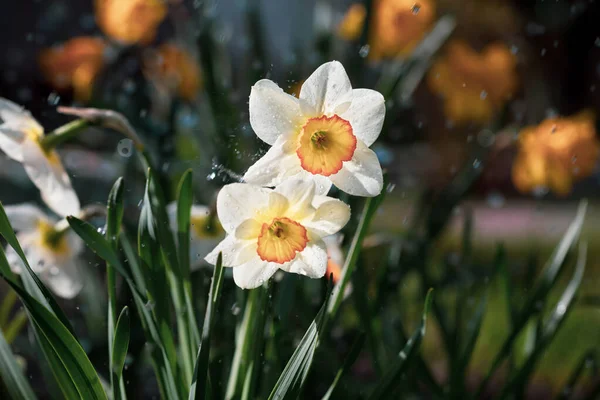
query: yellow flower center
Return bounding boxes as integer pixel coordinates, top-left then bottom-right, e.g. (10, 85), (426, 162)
(296, 115), (357, 176)
(37, 220), (69, 256)
(191, 215), (224, 239)
(256, 217), (308, 264)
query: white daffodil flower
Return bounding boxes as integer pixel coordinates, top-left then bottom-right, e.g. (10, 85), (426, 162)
(205, 179), (351, 289)
(167, 202), (225, 270)
(244, 61), (385, 197)
(4, 204), (84, 299)
(0, 98), (80, 217)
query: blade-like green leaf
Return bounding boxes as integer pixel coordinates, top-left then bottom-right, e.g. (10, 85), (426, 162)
(189, 253), (225, 400)
(0, 203), (74, 335)
(328, 175), (388, 319)
(67, 216), (181, 400)
(367, 289), (434, 400)
(475, 200), (587, 397)
(268, 280), (333, 400)
(106, 177), (125, 400)
(498, 242), (587, 399)
(457, 294), (487, 373)
(0, 328), (36, 400)
(0, 273), (107, 400)
(321, 333), (365, 400)
(176, 169), (193, 280)
(555, 349), (597, 400)
(112, 306), (130, 399)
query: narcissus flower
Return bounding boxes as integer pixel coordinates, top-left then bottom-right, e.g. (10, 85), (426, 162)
(338, 0), (435, 60)
(0, 99), (80, 217)
(167, 202), (224, 269)
(4, 204), (84, 299)
(95, 0), (167, 44)
(244, 61), (385, 197)
(512, 111), (599, 196)
(205, 179), (351, 289)
(146, 44), (202, 101)
(427, 40), (518, 125)
(39, 37), (107, 102)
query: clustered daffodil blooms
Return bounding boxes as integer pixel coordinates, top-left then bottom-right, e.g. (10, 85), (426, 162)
(95, 0), (167, 45)
(4, 204), (84, 299)
(0, 98), (80, 217)
(512, 111), (599, 196)
(427, 40), (518, 125)
(244, 61), (385, 197)
(38, 37), (107, 102)
(205, 179), (351, 289)
(167, 202), (225, 269)
(338, 0), (436, 60)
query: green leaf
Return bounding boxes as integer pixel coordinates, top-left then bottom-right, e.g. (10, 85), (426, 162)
(498, 242), (587, 399)
(225, 286), (269, 400)
(189, 253), (225, 400)
(327, 175), (388, 319)
(106, 177), (125, 400)
(321, 333), (365, 400)
(0, 273), (107, 400)
(0, 203), (74, 335)
(268, 280), (333, 400)
(367, 289), (434, 400)
(475, 200), (587, 398)
(67, 216), (181, 400)
(111, 306), (130, 399)
(457, 294), (487, 373)
(0, 327), (36, 400)
(176, 169), (193, 280)
(555, 349), (597, 400)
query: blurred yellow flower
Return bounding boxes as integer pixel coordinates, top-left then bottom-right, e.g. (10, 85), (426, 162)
(154, 44), (202, 101)
(512, 111), (599, 196)
(95, 0), (167, 44)
(338, 0), (436, 60)
(427, 40), (518, 125)
(39, 37), (106, 102)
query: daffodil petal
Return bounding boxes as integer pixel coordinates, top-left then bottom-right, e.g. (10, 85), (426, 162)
(304, 199), (351, 238)
(299, 61), (353, 116)
(43, 259), (83, 299)
(330, 141), (383, 197)
(3, 203), (47, 231)
(205, 235), (258, 267)
(280, 240), (328, 278)
(232, 259), (280, 289)
(0, 98), (43, 162)
(249, 79), (304, 145)
(21, 140), (80, 217)
(340, 88), (385, 147)
(216, 183), (272, 234)
(243, 136), (302, 187)
(273, 178), (316, 215)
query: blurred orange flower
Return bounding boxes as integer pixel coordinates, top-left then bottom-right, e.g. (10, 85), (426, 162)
(338, 0), (436, 60)
(95, 0), (167, 44)
(512, 111), (599, 196)
(39, 37), (106, 102)
(427, 40), (518, 125)
(149, 44), (202, 101)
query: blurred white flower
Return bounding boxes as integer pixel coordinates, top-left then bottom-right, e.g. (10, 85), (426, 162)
(167, 202), (225, 270)
(0, 98), (80, 217)
(205, 179), (351, 289)
(4, 204), (84, 299)
(244, 61), (385, 197)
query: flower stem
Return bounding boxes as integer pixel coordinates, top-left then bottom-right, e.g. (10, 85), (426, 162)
(40, 119), (89, 151)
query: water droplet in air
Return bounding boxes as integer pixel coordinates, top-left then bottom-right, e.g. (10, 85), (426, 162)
(359, 45), (370, 58)
(47, 92), (61, 105)
(411, 3), (421, 14)
(480, 90), (488, 100)
(117, 139), (134, 158)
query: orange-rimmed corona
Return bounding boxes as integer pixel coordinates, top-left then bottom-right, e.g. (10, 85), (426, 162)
(257, 217), (308, 263)
(297, 115), (357, 176)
